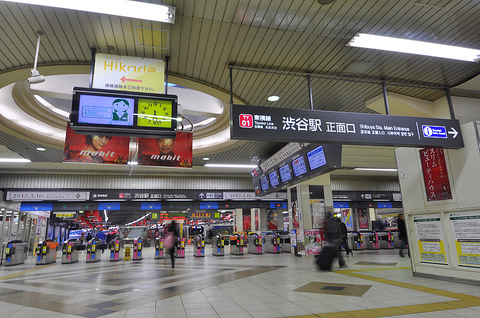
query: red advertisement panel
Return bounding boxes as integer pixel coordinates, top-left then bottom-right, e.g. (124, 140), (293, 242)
(243, 215), (251, 231)
(358, 208), (369, 229)
(63, 124), (129, 164)
(137, 131), (192, 168)
(420, 148), (452, 201)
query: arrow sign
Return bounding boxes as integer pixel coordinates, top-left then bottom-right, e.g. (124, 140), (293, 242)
(120, 76), (142, 83)
(448, 127), (458, 138)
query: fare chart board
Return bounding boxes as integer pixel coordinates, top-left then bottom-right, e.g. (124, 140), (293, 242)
(231, 104), (464, 149)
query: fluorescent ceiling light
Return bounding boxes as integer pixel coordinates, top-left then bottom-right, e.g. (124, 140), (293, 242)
(0, 158), (31, 162)
(267, 95), (280, 102)
(204, 164), (257, 169)
(4, 0), (175, 24)
(36, 147), (46, 151)
(354, 168), (397, 172)
(34, 95), (70, 119)
(347, 33), (480, 62)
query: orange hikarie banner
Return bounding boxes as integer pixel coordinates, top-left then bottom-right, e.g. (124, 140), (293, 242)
(63, 124), (129, 165)
(137, 131), (193, 168)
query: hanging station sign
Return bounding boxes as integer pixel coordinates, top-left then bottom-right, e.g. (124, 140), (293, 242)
(230, 104), (464, 149)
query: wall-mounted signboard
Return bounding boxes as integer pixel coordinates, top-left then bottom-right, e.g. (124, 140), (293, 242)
(231, 104), (464, 149)
(70, 87), (178, 137)
(251, 143), (342, 196)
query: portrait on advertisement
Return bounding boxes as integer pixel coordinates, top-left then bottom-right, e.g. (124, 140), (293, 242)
(137, 131), (192, 168)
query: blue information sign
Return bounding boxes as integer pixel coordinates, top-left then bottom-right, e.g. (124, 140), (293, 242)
(422, 125), (447, 138)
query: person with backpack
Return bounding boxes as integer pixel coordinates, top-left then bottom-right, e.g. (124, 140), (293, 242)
(336, 218), (353, 257)
(165, 221), (178, 268)
(317, 213), (347, 270)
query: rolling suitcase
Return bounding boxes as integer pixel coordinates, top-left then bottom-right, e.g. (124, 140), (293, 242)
(316, 245), (337, 271)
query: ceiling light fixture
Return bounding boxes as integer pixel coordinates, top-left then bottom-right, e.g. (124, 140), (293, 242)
(354, 168), (398, 172)
(4, 0), (176, 23)
(203, 157), (210, 161)
(267, 95), (280, 102)
(36, 147), (46, 151)
(0, 158), (31, 163)
(204, 164), (257, 169)
(347, 33), (480, 62)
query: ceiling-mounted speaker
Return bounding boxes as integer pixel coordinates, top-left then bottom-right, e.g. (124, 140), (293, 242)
(318, 0), (335, 4)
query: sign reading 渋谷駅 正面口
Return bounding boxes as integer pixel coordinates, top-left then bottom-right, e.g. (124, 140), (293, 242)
(230, 105), (464, 149)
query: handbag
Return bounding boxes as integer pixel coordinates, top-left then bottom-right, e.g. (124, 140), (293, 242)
(164, 233), (175, 249)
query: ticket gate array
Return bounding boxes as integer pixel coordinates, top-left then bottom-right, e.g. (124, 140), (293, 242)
(348, 232), (364, 250)
(264, 233), (281, 254)
(176, 238), (186, 258)
(363, 232), (379, 250)
(154, 237), (164, 259)
(247, 233), (262, 254)
(377, 231), (394, 249)
(279, 233), (291, 253)
(123, 237), (143, 261)
(110, 238), (123, 261)
(193, 235), (205, 257)
(212, 234), (224, 256)
(36, 240), (59, 265)
(5, 240), (28, 266)
(86, 239), (105, 263)
(62, 239), (81, 264)
(230, 233), (244, 255)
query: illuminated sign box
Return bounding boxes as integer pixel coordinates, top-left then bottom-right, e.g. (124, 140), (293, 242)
(70, 87), (178, 137)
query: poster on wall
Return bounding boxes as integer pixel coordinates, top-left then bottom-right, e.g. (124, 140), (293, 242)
(419, 148), (452, 201)
(267, 210), (278, 230)
(358, 208), (369, 229)
(449, 212), (480, 268)
(137, 131), (193, 168)
(342, 208), (354, 231)
(243, 215), (251, 232)
(63, 124), (129, 164)
(292, 201), (300, 229)
(310, 200), (325, 229)
(304, 229), (322, 255)
(413, 214), (448, 265)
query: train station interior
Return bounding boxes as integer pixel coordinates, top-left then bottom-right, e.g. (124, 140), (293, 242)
(1, 1), (480, 318)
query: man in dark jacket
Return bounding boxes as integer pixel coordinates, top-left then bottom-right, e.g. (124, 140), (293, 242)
(336, 218), (353, 256)
(397, 214), (409, 257)
(323, 213), (346, 268)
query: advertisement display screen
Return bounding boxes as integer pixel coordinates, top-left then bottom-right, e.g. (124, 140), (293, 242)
(78, 94), (135, 126)
(291, 156), (307, 177)
(260, 176), (270, 191)
(307, 145), (327, 170)
(279, 164), (292, 183)
(269, 170), (279, 187)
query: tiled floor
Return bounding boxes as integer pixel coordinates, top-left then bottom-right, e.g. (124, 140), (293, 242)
(1, 246), (480, 318)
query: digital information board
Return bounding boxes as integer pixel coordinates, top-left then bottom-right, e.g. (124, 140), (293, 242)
(70, 87), (178, 137)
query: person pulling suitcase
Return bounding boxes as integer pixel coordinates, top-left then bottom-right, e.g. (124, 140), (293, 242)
(316, 212), (347, 270)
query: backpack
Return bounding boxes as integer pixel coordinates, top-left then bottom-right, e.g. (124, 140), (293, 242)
(164, 233), (175, 249)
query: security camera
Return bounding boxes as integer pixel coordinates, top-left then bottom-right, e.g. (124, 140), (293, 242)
(27, 75), (45, 84)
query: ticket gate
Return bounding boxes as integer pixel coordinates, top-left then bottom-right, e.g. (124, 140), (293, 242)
(86, 239), (104, 263)
(264, 233), (281, 254)
(133, 237), (143, 260)
(176, 238), (186, 258)
(193, 235), (205, 257)
(4, 240), (28, 266)
(123, 238), (142, 261)
(36, 240), (59, 265)
(279, 233), (291, 253)
(230, 233), (244, 255)
(363, 232), (379, 250)
(377, 231), (394, 249)
(247, 233), (262, 254)
(154, 237), (164, 259)
(212, 234), (224, 256)
(392, 231), (404, 248)
(110, 238), (123, 261)
(348, 232), (364, 250)
(62, 239), (81, 264)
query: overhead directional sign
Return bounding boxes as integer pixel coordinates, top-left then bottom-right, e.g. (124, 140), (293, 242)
(230, 105), (464, 149)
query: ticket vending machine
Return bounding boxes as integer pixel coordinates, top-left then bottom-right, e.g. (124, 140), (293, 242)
(5, 240), (28, 266)
(264, 233), (281, 254)
(212, 234), (224, 256)
(154, 237), (164, 259)
(176, 238), (186, 258)
(193, 235), (205, 257)
(36, 240), (59, 265)
(110, 238), (123, 261)
(247, 233), (262, 254)
(86, 239), (103, 263)
(132, 237), (143, 260)
(279, 233), (291, 253)
(363, 232), (379, 250)
(230, 233), (244, 255)
(378, 231), (394, 249)
(348, 232), (364, 250)
(62, 239), (81, 264)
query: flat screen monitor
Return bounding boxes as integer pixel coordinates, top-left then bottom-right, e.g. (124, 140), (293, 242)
(291, 156), (307, 177)
(279, 164), (292, 183)
(307, 145), (327, 170)
(269, 170), (279, 187)
(260, 176), (270, 191)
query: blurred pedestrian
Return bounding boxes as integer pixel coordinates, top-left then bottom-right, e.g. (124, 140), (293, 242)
(397, 214), (409, 257)
(165, 221), (178, 268)
(323, 213), (346, 268)
(336, 218), (353, 257)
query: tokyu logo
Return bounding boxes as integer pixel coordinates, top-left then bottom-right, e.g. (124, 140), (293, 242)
(239, 114), (253, 128)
